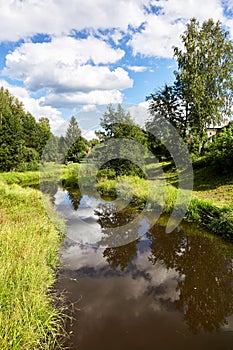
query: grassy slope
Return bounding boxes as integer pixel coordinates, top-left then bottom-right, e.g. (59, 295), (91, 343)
(0, 177), (65, 349)
(65, 161), (233, 240)
(192, 166), (233, 207)
(61, 162), (233, 208)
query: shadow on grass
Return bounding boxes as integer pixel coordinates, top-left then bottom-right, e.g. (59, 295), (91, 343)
(147, 162), (233, 193)
(193, 166), (233, 192)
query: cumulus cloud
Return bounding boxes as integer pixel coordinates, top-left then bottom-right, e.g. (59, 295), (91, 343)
(127, 101), (149, 126)
(224, 17), (233, 35)
(81, 129), (98, 140)
(0, 1), (229, 59)
(157, 0), (223, 22)
(0, 0), (149, 42)
(3, 36), (130, 92)
(129, 0), (224, 58)
(2, 36), (133, 108)
(0, 0), (231, 130)
(80, 105), (98, 113)
(42, 89), (123, 108)
(129, 16), (186, 58)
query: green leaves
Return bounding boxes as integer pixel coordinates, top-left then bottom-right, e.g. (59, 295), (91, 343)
(148, 18), (233, 155)
(0, 87), (53, 171)
(96, 104), (147, 177)
(205, 122), (233, 172)
(173, 18), (233, 142)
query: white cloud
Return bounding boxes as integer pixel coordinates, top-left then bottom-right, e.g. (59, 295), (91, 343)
(127, 65), (148, 72)
(81, 129), (97, 140)
(127, 101), (149, 126)
(129, 0), (224, 58)
(0, 0), (149, 42)
(156, 0), (223, 22)
(0, 0), (231, 134)
(80, 105), (98, 113)
(43, 89), (123, 108)
(129, 15), (186, 58)
(224, 17), (233, 35)
(2, 36), (133, 109)
(0, 79), (67, 135)
(3, 36), (130, 92)
(110, 29), (125, 45)
(0, 1), (229, 59)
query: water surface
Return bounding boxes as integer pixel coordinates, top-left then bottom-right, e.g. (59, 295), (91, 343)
(54, 187), (233, 350)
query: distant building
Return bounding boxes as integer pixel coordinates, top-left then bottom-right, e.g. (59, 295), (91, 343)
(207, 117), (229, 141)
(207, 126), (222, 139)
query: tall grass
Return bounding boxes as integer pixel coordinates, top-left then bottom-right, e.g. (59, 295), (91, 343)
(0, 171), (39, 185)
(61, 163), (80, 188)
(0, 163), (62, 186)
(0, 180), (65, 349)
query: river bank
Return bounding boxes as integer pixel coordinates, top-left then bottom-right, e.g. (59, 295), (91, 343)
(61, 162), (233, 241)
(0, 175), (66, 349)
(0, 161), (232, 348)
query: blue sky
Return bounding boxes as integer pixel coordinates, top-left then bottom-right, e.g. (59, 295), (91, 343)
(0, 0), (233, 138)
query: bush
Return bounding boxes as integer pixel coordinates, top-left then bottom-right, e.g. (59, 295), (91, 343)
(204, 124), (233, 172)
(99, 159), (146, 178)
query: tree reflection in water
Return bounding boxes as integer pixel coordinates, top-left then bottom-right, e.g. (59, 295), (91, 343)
(103, 241), (139, 271)
(95, 203), (142, 248)
(65, 188), (233, 335)
(66, 187), (82, 210)
(148, 226), (233, 334)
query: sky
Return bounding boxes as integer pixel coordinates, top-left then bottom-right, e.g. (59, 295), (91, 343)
(0, 0), (233, 139)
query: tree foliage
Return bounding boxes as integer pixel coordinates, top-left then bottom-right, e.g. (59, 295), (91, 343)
(97, 104), (146, 143)
(0, 87), (52, 171)
(173, 18), (233, 139)
(204, 122), (233, 172)
(147, 18), (233, 153)
(96, 104), (147, 177)
(146, 82), (190, 140)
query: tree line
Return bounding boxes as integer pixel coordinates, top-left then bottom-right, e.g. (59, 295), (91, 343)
(1, 17), (233, 173)
(0, 88), (91, 171)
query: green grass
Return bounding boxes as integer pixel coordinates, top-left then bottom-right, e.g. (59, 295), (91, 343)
(192, 165), (233, 207)
(73, 161), (233, 241)
(0, 163), (63, 186)
(0, 180), (65, 349)
(61, 163), (80, 188)
(0, 171), (40, 185)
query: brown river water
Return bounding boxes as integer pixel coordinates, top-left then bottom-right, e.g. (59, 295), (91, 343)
(52, 186), (233, 350)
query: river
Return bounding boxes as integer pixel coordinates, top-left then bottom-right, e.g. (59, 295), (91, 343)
(51, 185), (233, 350)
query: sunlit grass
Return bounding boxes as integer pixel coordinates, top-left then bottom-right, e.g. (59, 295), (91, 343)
(0, 180), (65, 349)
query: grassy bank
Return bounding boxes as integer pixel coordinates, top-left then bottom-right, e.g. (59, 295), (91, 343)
(0, 163), (62, 186)
(61, 162), (233, 241)
(0, 178), (65, 349)
(0, 170), (40, 185)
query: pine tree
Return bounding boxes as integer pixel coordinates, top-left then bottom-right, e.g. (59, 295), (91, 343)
(64, 116), (88, 162)
(65, 116), (81, 148)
